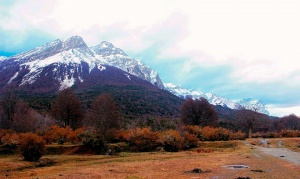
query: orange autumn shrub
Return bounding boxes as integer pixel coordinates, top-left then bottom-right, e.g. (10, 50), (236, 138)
(200, 126), (232, 141)
(230, 130), (247, 140)
(280, 130), (300, 138)
(0, 130), (17, 146)
(126, 127), (160, 152)
(200, 126), (216, 141)
(159, 130), (184, 152)
(182, 125), (201, 138)
(214, 128), (231, 141)
(43, 125), (84, 144)
(1, 132), (20, 147)
(114, 130), (130, 142)
(19, 133), (45, 161)
(183, 132), (199, 149)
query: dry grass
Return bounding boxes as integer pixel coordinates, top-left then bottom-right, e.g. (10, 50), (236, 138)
(0, 139), (299, 179)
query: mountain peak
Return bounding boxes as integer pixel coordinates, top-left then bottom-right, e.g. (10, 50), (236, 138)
(91, 41), (127, 56)
(63, 35), (88, 50)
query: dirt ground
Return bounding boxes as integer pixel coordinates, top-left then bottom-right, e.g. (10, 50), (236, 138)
(0, 139), (299, 179)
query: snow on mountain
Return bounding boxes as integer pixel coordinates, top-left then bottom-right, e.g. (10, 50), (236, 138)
(0, 36), (164, 90)
(0, 56), (7, 61)
(164, 83), (238, 109)
(91, 41), (164, 89)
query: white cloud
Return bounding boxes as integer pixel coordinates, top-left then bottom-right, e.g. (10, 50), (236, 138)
(268, 105), (300, 117)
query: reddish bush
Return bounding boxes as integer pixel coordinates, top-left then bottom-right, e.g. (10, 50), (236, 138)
(280, 130), (300, 138)
(19, 133), (45, 161)
(159, 130), (184, 152)
(214, 128), (231, 141)
(43, 125), (85, 144)
(230, 130), (247, 140)
(114, 130), (130, 142)
(183, 132), (199, 149)
(1, 132), (20, 147)
(126, 128), (160, 152)
(200, 126), (216, 141)
(200, 127), (233, 141)
(251, 132), (262, 138)
(182, 125), (201, 138)
(262, 132), (279, 138)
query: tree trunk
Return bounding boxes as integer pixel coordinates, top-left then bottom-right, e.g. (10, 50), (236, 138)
(248, 127), (252, 138)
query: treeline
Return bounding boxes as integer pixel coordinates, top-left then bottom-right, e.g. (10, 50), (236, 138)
(0, 88), (299, 136)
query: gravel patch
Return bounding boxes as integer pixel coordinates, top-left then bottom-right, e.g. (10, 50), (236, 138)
(256, 146), (300, 165)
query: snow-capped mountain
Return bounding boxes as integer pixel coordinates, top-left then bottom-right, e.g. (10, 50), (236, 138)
(91, 41), (164, 88)
(0, 36), (164, 91)
(0, 56), (7, 61)
(164, 83), (238, 109)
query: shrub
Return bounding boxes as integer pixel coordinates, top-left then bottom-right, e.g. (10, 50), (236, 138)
(200, 127), (232, 141)
(43, 125), (84, 144)
(262, 132), (279, 138)
(214, 128), (231, 141)
(114, 130), (130, 142)
(80, 131), (107, 154)
(182, 125), (201, 138)
(19, 133), (45, 162)
(183, 132), (199, 149)
(230, 130), (247, 140)
(280, 130), (299, 138)
(200, 126), (216, 141)
(1, 132), (20, 147)
(159, 130), (184, 152)
(251, 132), (262, 138)
(126, 128), (160, 152)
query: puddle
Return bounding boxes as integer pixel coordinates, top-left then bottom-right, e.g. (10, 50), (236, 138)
(223, 165), (249, 169)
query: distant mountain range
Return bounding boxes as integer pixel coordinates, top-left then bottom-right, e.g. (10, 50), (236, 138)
(163, 83), (238, 109)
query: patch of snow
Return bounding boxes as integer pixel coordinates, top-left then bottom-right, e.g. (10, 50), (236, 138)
(0, 56), (7, 61)
(59, 76), (75, 91)
(125, 73), (131, 80)
(7, 72), (19, 84)
(97, 65), (106, 71)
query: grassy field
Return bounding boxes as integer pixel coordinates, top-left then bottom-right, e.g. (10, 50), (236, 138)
(0, 138), (299, 179)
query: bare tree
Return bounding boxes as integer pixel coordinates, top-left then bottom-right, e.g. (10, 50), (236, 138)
(51, 88), (83, 129)
(235, 98), (269, 138)
(11, 100), (38, 132)
(280, 114), (300, 130)
(90, 94), (120, 137)
(237, 98), (269, 115)
(180, 97), (217, 127)
(0, 89), (17, 129)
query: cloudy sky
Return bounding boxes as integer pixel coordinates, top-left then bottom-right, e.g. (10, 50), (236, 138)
(1, 0), (300, 117)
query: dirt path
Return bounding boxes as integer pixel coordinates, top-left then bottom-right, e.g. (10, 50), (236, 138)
(255, 146), (300, 165)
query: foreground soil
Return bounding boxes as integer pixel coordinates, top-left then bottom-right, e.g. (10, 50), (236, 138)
(0, 139), (299, 179)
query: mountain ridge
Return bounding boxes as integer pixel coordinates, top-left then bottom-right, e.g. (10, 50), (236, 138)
(164, 83), (239, 109)
(0, 36), (164, 91)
